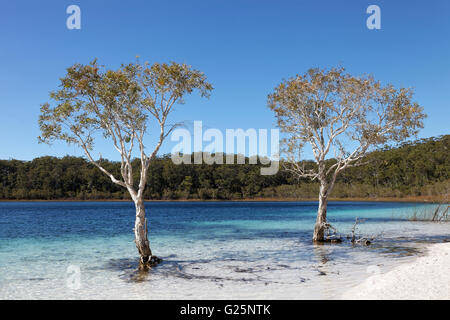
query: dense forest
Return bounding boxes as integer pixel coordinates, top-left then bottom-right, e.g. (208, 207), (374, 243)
(0, 135), (448, 201)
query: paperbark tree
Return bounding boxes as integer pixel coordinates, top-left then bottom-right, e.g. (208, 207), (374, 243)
(38, 59), (212, 267)
(268, 67), (426, 242)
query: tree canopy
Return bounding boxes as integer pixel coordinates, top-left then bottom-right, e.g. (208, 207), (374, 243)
(268, 67), (426, 186)
(38, 59), (213, 200)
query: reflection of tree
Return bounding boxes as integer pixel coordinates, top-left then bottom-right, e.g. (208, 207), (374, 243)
(312, 244), (331, 265)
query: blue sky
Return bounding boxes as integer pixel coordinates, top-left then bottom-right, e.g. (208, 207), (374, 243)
(0, 0), (449, 161)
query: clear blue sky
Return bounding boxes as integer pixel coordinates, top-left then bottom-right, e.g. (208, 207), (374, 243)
(0, 0), (449, 161)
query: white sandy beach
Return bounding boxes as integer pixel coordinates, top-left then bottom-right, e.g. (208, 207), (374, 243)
(342, 242), (450, 300)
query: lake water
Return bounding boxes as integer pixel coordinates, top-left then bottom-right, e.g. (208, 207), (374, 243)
(0, 201), (449, 299)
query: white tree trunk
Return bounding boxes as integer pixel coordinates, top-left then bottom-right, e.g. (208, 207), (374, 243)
(313, 181), (328, 242)
(133, 199), (152, 265)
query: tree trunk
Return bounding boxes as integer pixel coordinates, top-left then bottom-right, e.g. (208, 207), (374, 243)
(134, 199), (153, 266)
(313, 181), (328, 242)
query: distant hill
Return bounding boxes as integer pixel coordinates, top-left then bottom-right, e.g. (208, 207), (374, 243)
(0, 135), (448, 201)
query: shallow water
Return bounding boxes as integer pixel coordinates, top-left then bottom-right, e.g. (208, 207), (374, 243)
(0, 201), (448, 299)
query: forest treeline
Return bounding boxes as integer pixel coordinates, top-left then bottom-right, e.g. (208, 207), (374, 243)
(0, 135), (448, 200)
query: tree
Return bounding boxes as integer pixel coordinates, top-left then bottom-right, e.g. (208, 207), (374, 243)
(268, 67), (426, 242)
(38, 59), (212, 267)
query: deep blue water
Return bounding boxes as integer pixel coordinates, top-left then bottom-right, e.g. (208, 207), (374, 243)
(0, 201), (429, 240)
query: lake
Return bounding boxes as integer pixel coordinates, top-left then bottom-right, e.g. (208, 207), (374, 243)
(0, 201), (449, 299)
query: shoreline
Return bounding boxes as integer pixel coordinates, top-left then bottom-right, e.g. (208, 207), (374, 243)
(342, 241), (450, 300)
(0, 195), (447, 203)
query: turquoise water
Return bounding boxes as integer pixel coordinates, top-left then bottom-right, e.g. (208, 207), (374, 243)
(0, 201), (448, 299)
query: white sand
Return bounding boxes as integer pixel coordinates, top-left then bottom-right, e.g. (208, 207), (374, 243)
(342, 242), (450, 300)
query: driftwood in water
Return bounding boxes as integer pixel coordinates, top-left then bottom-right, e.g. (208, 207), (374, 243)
(350, 217), (373, 246)
(312, 217), (378, 246)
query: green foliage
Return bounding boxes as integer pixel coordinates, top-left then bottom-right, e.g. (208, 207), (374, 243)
(0, 135), (448, 200)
